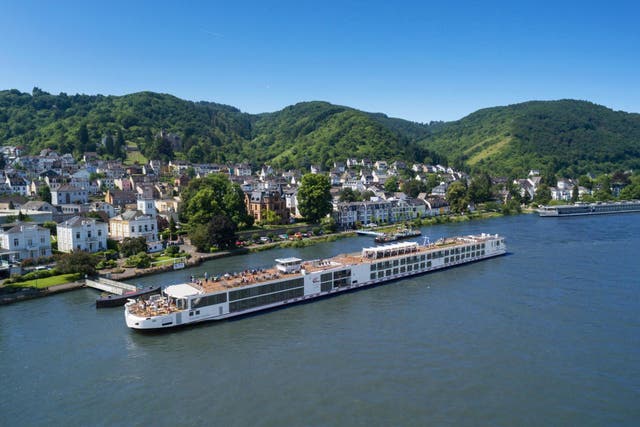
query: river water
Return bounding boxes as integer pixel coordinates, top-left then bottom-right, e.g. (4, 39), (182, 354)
(1, 214), (639, 426)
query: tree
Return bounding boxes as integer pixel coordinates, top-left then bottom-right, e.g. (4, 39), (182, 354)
(338, 188), (358, 203)
(188, 223), (212, 252)
(168, 217), (177, 240)
(209, 214), (237, 249)
(116, 130), (126, 159)
(56, 251), (98, 276)
(571, 184), (579, 202)
(261, 209), (281, 225)
(468, 173), (493, 203)
(446, 181), (469, 213)
(402, 179), (427, 198)
(38, 185), (51, 203)
(42, 221), (57, 236)
(384, 176), (399, 193)
(119, 237), (148, 257)
(297, 174), (332, 223)
(77, 123), (89, 153)
(534, 184), (552, 205)
(104, 133), (115, 157)
(179, 174), (252, 227)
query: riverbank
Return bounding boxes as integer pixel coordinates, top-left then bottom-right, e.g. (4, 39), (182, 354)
(0, 280), (85, 305)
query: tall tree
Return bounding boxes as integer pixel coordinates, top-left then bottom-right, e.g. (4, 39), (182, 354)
(446, 181), (469, 213)
(384, 176), (399, 192)
(298, 174), (332, 223)
(468, 172), (493, 203)
(179, 174), (252, 227)
(534, 184), (552, 205)
(77, 123), (89, 153)
(208, 214), (237, 249)
(38, 185), (51, 203)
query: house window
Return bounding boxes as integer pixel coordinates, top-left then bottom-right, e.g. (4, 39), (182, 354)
(98, 230), (102, 236)
(131, 226), (135, 232)
(28, 239), (33, 246)
(138, 225), (142, 232)
(13, 238), (18, 247)
(88, 231), (92, 238)
(41, 237), (45, 243)
(76, 232), (80, 239)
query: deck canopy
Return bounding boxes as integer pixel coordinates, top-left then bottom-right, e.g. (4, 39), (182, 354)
(164, 283), (201, 298)
(275, 257), (303, 273)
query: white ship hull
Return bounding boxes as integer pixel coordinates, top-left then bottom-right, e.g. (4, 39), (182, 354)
(125, 233), (506, 330)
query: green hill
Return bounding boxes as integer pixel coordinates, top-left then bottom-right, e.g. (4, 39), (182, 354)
(1, 89), (639, 177)
(418, 100), (640, 177)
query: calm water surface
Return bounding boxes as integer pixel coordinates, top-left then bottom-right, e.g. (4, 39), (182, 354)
(1, 214), (639, 426)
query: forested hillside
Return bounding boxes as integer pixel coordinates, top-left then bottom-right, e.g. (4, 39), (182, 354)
(1, 89), (639, 177)
(418, 100), (640, 177)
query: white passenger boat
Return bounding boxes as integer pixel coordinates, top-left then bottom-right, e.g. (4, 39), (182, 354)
(125, 233), (506, 330)
(538, 200), (640, 217)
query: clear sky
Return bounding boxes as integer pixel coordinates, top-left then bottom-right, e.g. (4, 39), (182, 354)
(1, 0), (638, 123)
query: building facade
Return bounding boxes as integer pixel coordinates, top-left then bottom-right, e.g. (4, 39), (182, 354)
(0, 224), (51, 261)
(57, 216), (108, 253)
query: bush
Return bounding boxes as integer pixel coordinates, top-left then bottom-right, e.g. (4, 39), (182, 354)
(165, 245), (180, 256)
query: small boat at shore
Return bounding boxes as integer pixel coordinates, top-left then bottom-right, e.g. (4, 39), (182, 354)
(96, 286), (161, 308)
(374, 228), (422, 243)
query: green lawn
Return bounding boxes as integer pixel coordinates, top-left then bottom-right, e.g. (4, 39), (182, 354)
(124, 142), (148, 165)
(8, 273), (81, 289)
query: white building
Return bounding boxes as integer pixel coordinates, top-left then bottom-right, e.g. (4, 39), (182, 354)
(51, 184), (88, 205)
(109, 194), (162, 252)
(0, 224), (51, 262)
(57, 216), (108, 253)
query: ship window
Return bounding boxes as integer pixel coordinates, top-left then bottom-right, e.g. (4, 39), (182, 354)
(393, 268), (398, 275)
(400, 266), (406, 273)
(321, 273), (332, 283)
(421, 255), (425, 261)
(420, 263), (425, 269)
(456, 255), (460, 261)
(371, 264), (377, 271)
(427, 261), (432, 268)
(445, 250), (449, 256)
(407, 265), (413, 271)
(386, 269), (391, 276)
(370, 273), (376, 280)
(321, 282), (332, 292)
(378, 271), (384, 279)
(392, 260), (398, 267)
(191, 293), (228, 308)
(444, 257), (449, 263)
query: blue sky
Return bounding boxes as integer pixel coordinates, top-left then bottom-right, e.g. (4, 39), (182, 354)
(1, 1), (638, 122)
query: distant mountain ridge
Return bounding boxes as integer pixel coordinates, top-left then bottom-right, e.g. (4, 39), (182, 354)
(1, 88), (638, 177)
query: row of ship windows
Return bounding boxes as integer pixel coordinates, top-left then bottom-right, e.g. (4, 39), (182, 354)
(191, 293), (227, 309)
(370, 261), (432, 279)
(320, 269), (351, 283)
(371, 246), (487, 271)
(229, 278), (304, 301)
(320, 278), (350, 292)
(229, 288), (304, 312)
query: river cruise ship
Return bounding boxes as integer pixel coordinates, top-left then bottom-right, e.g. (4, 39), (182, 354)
(538, 200), (640, 217)
(125, 233), (506, 330)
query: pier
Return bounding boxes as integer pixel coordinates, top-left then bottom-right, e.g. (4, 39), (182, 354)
(85, 277), (137, 295)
